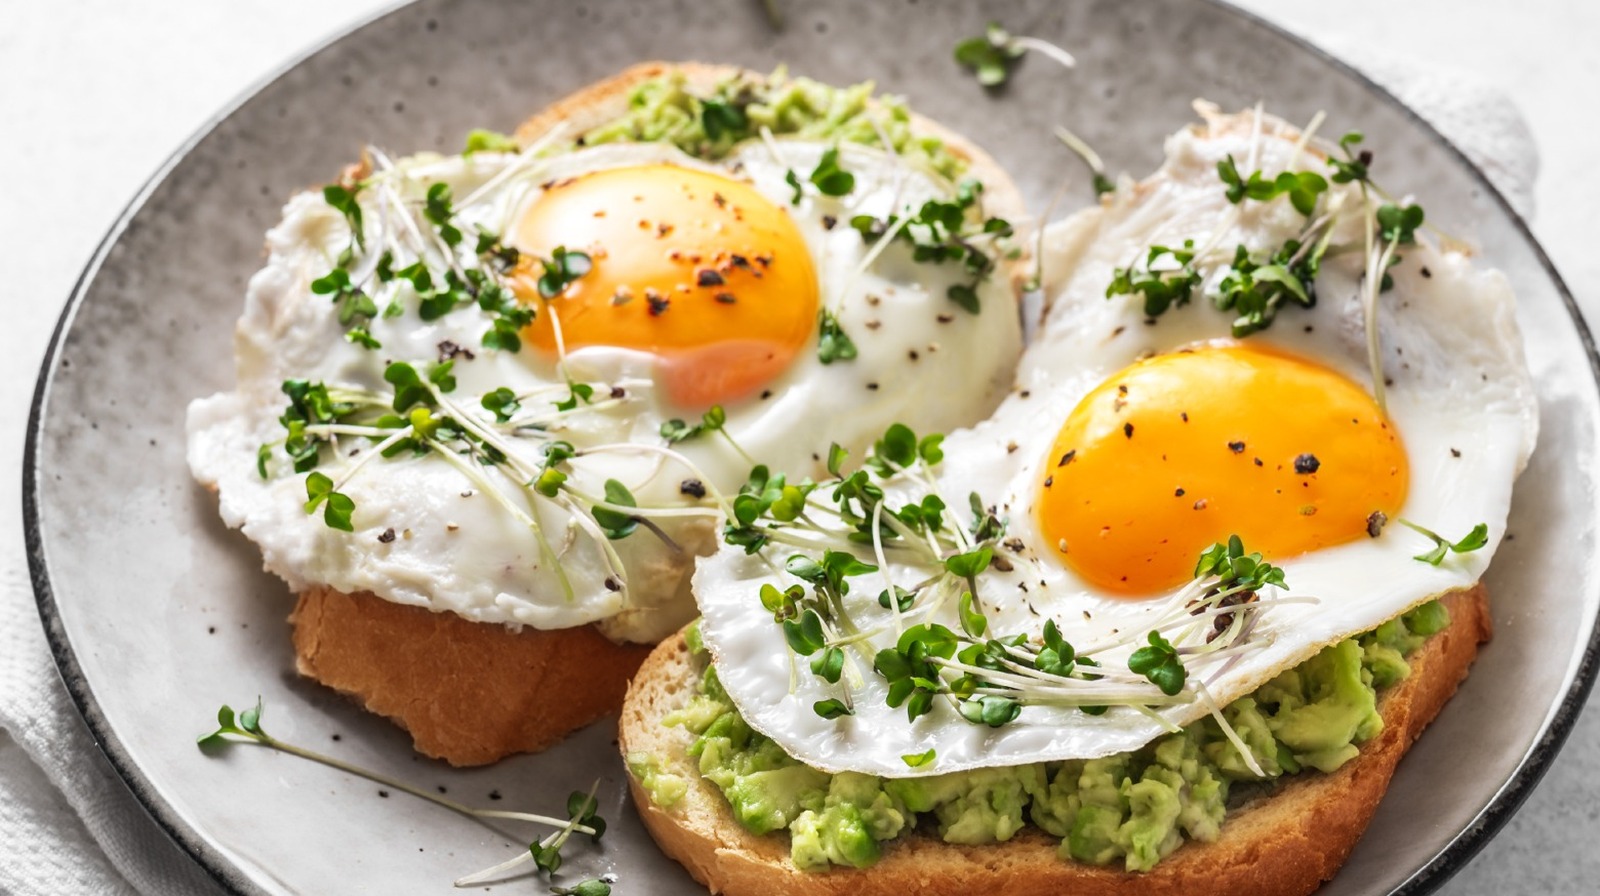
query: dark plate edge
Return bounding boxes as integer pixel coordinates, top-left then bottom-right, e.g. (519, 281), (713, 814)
(21, 3), (415, 893)
(21, 1), (1600, 895)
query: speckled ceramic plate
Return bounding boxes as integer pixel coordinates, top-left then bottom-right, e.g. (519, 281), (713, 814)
(25, 0), (1600, 893)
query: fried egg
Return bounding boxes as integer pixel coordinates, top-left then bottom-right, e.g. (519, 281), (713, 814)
(693, 106), (1538, 776)
(188, 133), (1023, 644)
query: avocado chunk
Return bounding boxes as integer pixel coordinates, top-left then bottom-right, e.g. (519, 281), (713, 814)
(579, 69), (966, 179)
(625, 752), (688, 809)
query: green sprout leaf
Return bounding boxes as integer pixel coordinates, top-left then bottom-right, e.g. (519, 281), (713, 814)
(901, 748), (937, 768)
(954, 22), (1025, 87)
(660, 405), (728, 443)
(423, 182), (462, 247)
(817, 309), (857, 364)
(957, 591), (988, 639)
(1128, 630), (1186, 696)
(303, 472), (355, 531)
(481, 387), (521, 423)
(537, 246), (593, 298)
(591, 479), (639, 539)
(1399, 519), (1489, 565)
(809, 146), (855, 197)
(813, 698), (853, 720)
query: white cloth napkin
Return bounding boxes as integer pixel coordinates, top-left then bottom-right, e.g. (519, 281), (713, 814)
(0, 48), (1537, 896)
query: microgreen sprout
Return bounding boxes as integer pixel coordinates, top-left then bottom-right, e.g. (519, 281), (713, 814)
(954, 22), (1076, 88)
(660, 405), (728, 444)
(199, 699), (599, 851)
(816, 309), (858, 364)
(1398, 519), (1489, 566)
(1217, 155), (1328, 215)
(786, 146), (856, 205)
(901, 748), (937, 768)
(1055, 126), (1116, 197)
(537, 246), (593, 298)
(850, 180), (1011, 314)
(1107, 243), (1201, 318)
(423, 182), (463, 247)
(455, 780), (607, 887)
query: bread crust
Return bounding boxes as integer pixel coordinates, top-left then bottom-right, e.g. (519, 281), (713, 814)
(287, 61), (1029, 767)
(619, 586), (1491, 895)
(291, 587), (651, 767)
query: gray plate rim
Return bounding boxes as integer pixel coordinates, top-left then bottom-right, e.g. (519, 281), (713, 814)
(23, 1), (1600, 893)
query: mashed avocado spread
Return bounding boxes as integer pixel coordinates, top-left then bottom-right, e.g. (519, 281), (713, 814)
(577, 68), (967, 181)
(633, 602), (1449, 873)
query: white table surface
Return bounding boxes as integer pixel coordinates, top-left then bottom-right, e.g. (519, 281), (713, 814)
(3, 1), (1596, 892)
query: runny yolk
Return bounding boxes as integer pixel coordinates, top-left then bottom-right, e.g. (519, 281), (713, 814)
(1035, 342), (1408, 596)
(510, 164), (819, 409)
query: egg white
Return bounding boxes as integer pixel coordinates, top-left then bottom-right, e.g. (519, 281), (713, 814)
(693, 108), (1538, 776)
(188, 138), (1023, 643)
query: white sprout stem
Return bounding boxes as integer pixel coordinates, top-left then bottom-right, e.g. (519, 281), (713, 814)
(1011, 36), (1077, 68)
(832, 208), (913, 316)
(866, 108), (911, 225)
(552, 493), (630, 604)
(459, 121), (570, 211)
(1054, 126), (1105, 176)
(430, 444), (575, 603)
(242, 734), (589, 835)
(370, 148), (464, 279)
(303, 424), (400, 438)
(1359, 181), (1395, 412)
(1131, 702), (1186, 735)
(1244, 101), (1266, 175)
(1195, 678), (1266, 777)
(757, 125), (791, 168)
(452, 850), (534, 888)
(871, 499), (903, 638)
(330, 428), (413, 493)
(1286, 110), (1327, 169)
(717, 428), (760, 468)
(578, 443), (737, 518)
(1032, 173), (1076, 291)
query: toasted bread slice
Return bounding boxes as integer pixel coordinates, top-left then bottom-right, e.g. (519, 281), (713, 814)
(619, 585), (1491, 895)
(288, 62), (1029, 767)
(291, 587), (651, 767)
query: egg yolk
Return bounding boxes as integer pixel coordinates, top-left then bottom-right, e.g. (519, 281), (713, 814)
(1036, 342), (1408, 596)
(511, 164), (819, 409)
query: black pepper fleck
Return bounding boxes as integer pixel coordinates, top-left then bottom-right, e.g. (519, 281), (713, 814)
(1366, 510), (1388, 537)
(821, 215), (837, 230)
(1227, 441), (1245, 454)
(1175, 488), (1186, 497)
(1057, 450), (1076, 467)
(714, 292), (738, 304)
(1449, 448), (1461, 458)
(1294, 453), (1321, 474)
(696, 268), (725, 287)
(1123, 422), (1134, 439)
(680, 479), (707, 498)
(378, 528), (397, 543)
